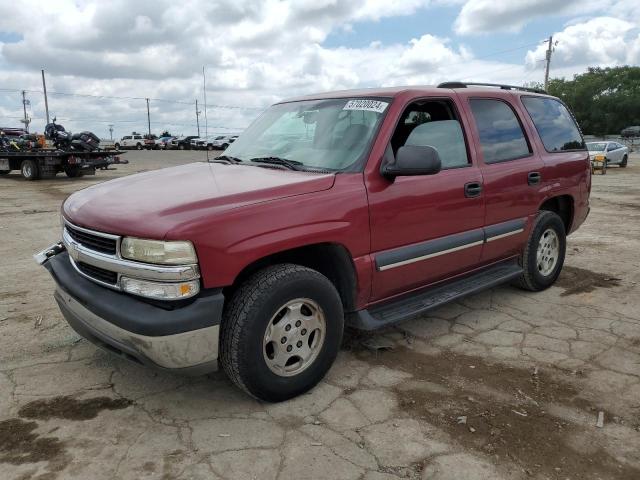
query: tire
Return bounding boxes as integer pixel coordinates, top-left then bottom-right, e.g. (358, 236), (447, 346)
(207, 145), (213, 151)
(21, 159), (39, 180)
(621, 155), (628, 168)
(136, 143), (143, 150)
(64, 166), (81, 178)
(114, 143), (120, 150)
(220, 264), (344, 402)
(602, 161), (607, 174)
(221, 143), (228, 149)
(514, 211), (566, 292)
(178, 144), (185, 150)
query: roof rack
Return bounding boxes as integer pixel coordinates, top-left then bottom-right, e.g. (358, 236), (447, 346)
(437, 82), (546, 94)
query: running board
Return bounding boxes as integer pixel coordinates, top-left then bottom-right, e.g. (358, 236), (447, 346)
(348, 261), (523, 331)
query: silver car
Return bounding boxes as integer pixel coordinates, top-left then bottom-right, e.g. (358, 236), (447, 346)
(586, 141), (629, 168)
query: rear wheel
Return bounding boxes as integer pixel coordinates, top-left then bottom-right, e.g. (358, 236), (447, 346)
(114, 143), (120, 150)
(21, 159), (39, 180)
(179, 144), (185, 150)
(514, 211), (566, 291)
(621, 155), (628, 168)
(220, 264), (344, 402)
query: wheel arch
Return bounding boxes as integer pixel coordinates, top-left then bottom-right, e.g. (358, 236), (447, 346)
(539, 194), (574, 233)
(223, 242), (358, 312)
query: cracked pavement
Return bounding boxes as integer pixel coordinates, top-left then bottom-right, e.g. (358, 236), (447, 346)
(1, 151), (639, 479)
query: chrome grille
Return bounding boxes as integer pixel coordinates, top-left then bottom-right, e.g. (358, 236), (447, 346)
(65, 224), (117, 255)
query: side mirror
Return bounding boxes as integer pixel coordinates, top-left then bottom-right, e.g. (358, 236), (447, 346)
(382, 145), (442, 178)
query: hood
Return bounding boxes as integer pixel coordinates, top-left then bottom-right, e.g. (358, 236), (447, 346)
(63, 162), (336, 238)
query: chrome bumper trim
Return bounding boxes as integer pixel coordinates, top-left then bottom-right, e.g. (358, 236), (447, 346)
(61, 222), (199, 291)
(55, 288), (219, 370)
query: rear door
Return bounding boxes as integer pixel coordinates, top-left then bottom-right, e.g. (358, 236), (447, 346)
(366, 96), (486, 301)
(460, 92), (544, 264)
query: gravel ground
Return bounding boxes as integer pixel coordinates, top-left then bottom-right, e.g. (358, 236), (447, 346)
(1, 150), (639, 480)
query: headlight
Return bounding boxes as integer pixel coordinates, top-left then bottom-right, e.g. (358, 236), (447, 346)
(121, 277), (200, 300)
(594, 154), (606, 161)
(120, 237), (197, 265)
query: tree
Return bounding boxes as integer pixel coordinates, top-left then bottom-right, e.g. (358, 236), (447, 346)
(160, 130), (172, 137)
(547, 66), (640, 136)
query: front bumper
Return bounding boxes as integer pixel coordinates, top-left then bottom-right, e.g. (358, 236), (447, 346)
(40, 248), (223, 374)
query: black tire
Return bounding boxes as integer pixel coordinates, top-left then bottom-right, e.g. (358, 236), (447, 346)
(179, 144), (185, 150)
(207, 145), (213, 151)
(221, 143), (229, 149)
(136, 143), (143, 150)
(0, 170), (10, 175)
(64, 166), (82, 178)
(21, 159), (39, 180)
(621, 155), (628, 168)
(514, 211), (566, 292)
(114, 143), (120, 150)
(220, 264), (344, 402)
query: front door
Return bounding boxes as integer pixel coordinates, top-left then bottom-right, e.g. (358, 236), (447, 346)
(366, 97), (485, 302)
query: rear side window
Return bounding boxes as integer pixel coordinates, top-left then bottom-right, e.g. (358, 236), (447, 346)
(521, 97), (585, 152)
(469, 99), (531, 164)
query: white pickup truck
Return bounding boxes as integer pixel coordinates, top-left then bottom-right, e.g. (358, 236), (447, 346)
(114, 134), (144, 150)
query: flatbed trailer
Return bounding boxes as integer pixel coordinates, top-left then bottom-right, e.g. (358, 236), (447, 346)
(0, 149), (125, 180)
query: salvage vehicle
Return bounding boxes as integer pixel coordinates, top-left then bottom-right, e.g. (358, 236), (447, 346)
(115, 133), (144, 150)
(36, 82), (591, 402)
(586, 141), (629, 169)
(1, 149), (125, 179)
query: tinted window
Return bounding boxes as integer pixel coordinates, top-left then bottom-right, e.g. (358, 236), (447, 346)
(521, 97), (585, 152)
(469, 99), (530, 163)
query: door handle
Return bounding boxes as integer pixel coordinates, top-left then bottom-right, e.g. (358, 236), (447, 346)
(464, 182), (483, 198)
(528, 172), (541, 186)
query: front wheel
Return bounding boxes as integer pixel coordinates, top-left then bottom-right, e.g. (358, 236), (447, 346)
(514, 211), (566, 291)
(178, 144), (185, 150)
(621, 155), (628, 168)
(114, 143), (120, 150)
(220, 264), (344, 402)
(136, 143), (143, 150)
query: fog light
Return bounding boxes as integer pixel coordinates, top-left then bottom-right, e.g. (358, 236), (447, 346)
(121, 277), (200, 300)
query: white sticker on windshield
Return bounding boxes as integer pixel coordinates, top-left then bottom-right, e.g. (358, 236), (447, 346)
(343, 99), (389, 114)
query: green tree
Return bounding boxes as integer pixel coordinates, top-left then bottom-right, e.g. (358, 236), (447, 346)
(547, 66), (640, 136)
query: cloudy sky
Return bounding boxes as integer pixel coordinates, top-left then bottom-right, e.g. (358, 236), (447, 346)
(0, 0), (638, 139)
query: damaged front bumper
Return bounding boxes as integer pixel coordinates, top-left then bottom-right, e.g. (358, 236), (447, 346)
(35, 244), (223, 375)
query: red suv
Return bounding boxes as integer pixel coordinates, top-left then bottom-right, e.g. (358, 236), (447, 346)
(36, 82), (590, 402)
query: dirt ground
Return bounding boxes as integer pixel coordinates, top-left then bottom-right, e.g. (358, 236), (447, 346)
(1, 150), (639, 480)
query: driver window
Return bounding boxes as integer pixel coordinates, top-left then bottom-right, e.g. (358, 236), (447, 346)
(391, 100), (469, 169)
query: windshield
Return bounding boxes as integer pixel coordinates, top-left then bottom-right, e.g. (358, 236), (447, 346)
(224, 98), (389, 171)
(587, 142), (607, 152)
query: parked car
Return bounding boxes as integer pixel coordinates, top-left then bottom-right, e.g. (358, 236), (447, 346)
(169, 135), (198, 150)
(586, 141), (629, 168)
(155, 136), (175, 150)
(37, 82), (590, 402)
(211, 135), (238, 149)
(620, 126), (640, 138)
(190, 137), (204, 149)
(115, 133), (144, 150)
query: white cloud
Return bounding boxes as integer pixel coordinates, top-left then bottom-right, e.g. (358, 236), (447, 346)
(525, 17), (640, 70)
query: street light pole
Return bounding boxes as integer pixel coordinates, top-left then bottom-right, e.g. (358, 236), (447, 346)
(108, 124), (114, 140)
(544, 35), (554, 91)
(21, 90), (30, 133)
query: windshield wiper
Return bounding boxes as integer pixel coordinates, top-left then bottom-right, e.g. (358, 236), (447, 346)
(210, 155), (242, 164)
(249, 156), (304, 171)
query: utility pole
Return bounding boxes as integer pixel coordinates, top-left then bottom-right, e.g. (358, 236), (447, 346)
(21, 90), (31, 133)
(195, 99), (201, 137)
(108, 124), (114, 140)
(146, 98), (151, 137)
(544, 35), (554, 91)
(202, 66), (208, 139)
(41, 69), (50, 124)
